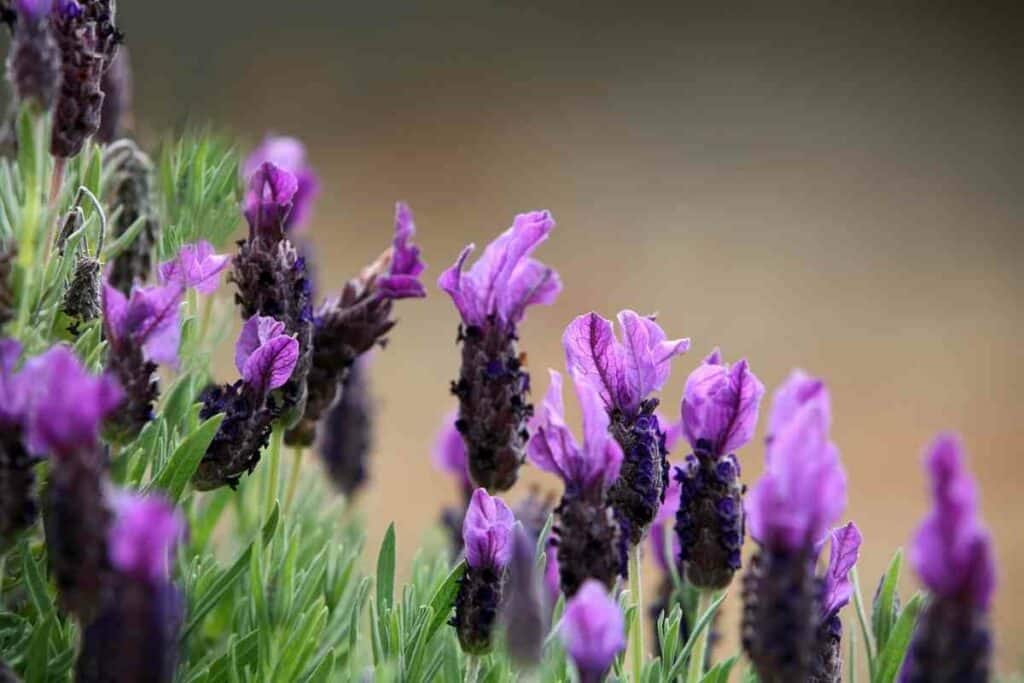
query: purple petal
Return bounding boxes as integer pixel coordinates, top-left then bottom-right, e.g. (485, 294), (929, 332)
(572, 371), (623, 492)
(159, 241), (229, 295)
(767, 370), (829, 445)
(821, 522), (863, 618)
(376, 203), (427, 299)
(16, 0), (53, 21)
(108, 491), (185, 584)
(242, 334), (299, 396)
(437, 244), (480, 324)
(243, 136), (319, 234)
(462, 488), (516, 569)
(617, 310), (689, 410)
(544, 540), (561, 604)
(234, 315), (287, 376)
(563, 312), (626, 411)
(500, 258), (562, 324)
(243, 162), (298, 239)
(102, 281), (128, 339)
(133, 285), (184, 367)
(680, 353), (764, 456)
(561, 580), (625, 681)
(433, 409), (471, 490)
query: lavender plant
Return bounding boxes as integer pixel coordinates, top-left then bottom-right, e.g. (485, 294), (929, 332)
(0, 6), (1017, 682)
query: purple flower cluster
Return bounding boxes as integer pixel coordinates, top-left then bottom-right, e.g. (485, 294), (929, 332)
(440, 210), (561, 491)
(561, 580), (626, 683)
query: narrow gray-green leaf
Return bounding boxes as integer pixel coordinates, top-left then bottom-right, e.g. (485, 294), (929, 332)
(376, 523), (396, 615)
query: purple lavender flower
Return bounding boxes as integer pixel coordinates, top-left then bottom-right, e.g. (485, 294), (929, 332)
(103, 140), (159, 295)
(0, 339), (38, 541)
(286, 201), (425, 446)
(76, 492), (184, 683)
(159, 240), (229, 295)
(741, 374), (847, 683)
(812, 522), (862, 683)
(243, 136), (319, 235)
(564, 310), (689, 544)
(5, 0), (60, 109)
(452, 488), (514, 654)
(674, 350), (764, 589)
(439, 210), (561, 492)
(561, 579), (626, 683)
(528, 370), (626, 597)
(318, 355), (374, 496)
(900, 435), (995, 683)
(194, 316), (299, 491)
(102, 281), (183, 443)
(434, 409), (474, 558)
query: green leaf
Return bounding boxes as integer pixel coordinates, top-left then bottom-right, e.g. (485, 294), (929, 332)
(700, 655), (737, 683)
(874, 592), (924, 683)
(376, 523), (396, 615)
(872, 549), (904, 651)
(664, 591), (728, 682)
(148, 412), (223, 502)
(23, 614), (52, 683)
(424, 561), (465, 644)
(101, 214), (146, 260)
(20, 541), (54, 621)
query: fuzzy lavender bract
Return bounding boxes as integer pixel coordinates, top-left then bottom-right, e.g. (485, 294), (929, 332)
(452, 488), (514, 654)
(899, 435), (995, 683)
(564, 310), (689, 545)
(528, 370), (626, 598)
(561, 579), (626, 683)
(674, 350), (763, 589)
(439, 210), (561, 492)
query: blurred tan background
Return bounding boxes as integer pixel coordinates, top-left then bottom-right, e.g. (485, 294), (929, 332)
(123, 0), (1021, 671)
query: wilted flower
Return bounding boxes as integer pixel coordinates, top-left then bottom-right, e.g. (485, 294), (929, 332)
(900, 435), (995, 683)
(76, 492), (185, 683)
(742, 375), (846, 683)
(674, 350), (764, 589)
(159, 241), (229, 295)
(439, 210), (561, 491)
(528, 370), (626, 598)
(5, 0), (60, 109)
(561, 580), (626, 683)
(564, 310), (689, 544)
(0, 339), (38, 542)
(318, 355), (374, 496)
(193, 316), (298, 490)
(286, 201), (425, 446)
(243, 136), (319, 235)
(452, 488), (514, 654)
(101, 281), (183, 443)
(103, 140), (159, 294)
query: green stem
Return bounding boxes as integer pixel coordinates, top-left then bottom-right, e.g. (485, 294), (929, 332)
(262, 428), (282, 519)
(628, 544), (645, 681)
(465, 656), (482, 683)
(686, 589), (714, 683)
(283, 446), (304, 514)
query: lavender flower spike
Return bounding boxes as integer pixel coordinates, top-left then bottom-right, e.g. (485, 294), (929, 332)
(561, 579), (626, 683)
(675, 350), (764, 589)
(742, 376), (846, 683)
(193, 316), (299, 490)
(0, 339), (38, 542)
(6, 0), (60, 109)
(440, 210), (561, 491)
(452, 488), (514, 654)
(900, 434), (995, 683)
(159, 241), (229, 295)
(77, 492), (185, 683)
(812, 522), (863, 683)
(565, 310), (689, 544)
(528, 370), (626, 597)
(243, 136), (319, 235)
(319, 355), (374, 496)
(286, 201), (425, 446)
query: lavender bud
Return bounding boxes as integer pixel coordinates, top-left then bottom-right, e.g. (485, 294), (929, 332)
(102, 140), (158, 294)
(5, 0), (61, 110)
(192, 381), (276, 491)
(318, 356), (373, 496)
(96, 45), (131, 143)
(553, 494), (626, 598)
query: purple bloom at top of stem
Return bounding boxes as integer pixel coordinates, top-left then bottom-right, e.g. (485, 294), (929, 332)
(564, 310), (690, 417)
(103, 281), (184, 367)
(243, 136), (319, 235)
(820, 521), (862, 620)
(108, 491), (185, 584)
(528, 369), (623, 498)
(746, 386), (846, 552)
(15, 0), (53, 20)
(561, 579), (626, 683)
(243, 162), (298, 240)
(910, 434), (996, 610)
(767, 369), (830, 446)
(680, 348), (765, 457)
(159, 241), (229, 295)
(463, 488), (516, 570)
(375, 202), (427, 299)
(234, 315), (300, 397)
(434, 409), (471, 490)
(438, 210), (561, 328)
(21, 345), (122, 458)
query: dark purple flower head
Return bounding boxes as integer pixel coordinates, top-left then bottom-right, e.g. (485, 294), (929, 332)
(561, 580), (626, 683)
(108, 491), (185, 584)
(22, 345), (122, 457)
(243, 136), (319, 234)
(681, 349), (764, 457)
(911, 434), (996, 610)
(438, 210), (561, 328)
(821, 521), (862, 620)
(463, 488), (515, 570)
(159, 241), (229, 295)
(103, 281), (183, 367)
(434, 409), (471, 491)
(234, 315), (300, 397)
(564, 310), (689, 417)
(243, 161), (298, 240)
(16, 0), (53, 20)
(767, 369), (829, 446)
(746, 389), (846, 553)
(528, 370), (623, 498)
